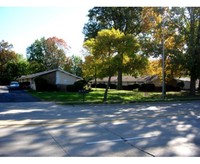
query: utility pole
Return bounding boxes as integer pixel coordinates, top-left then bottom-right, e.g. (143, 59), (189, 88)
(162, 10), (166, 99)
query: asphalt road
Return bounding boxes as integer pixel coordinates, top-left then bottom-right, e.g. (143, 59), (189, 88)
(0, 99), (200, 157)
(0, 86), (40, 102)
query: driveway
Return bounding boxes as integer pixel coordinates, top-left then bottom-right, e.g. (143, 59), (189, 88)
(0, 86), (40, 102)
(0, 100), (200, 157)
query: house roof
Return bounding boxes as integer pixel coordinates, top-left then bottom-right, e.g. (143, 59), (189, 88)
(91, 75), (158, 84)
(18, 69), (83, 80)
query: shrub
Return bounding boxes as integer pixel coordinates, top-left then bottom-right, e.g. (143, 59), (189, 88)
(96, 84), (106, 88)
(139, 84), (155, 92)
(166, 85), (181, 92)
(122, 86), (128, 90)
(110, 84), (117, 89)
(132, 84), (140, 89)
(74, 80), (87, 90)
(66, 85), (77, 92)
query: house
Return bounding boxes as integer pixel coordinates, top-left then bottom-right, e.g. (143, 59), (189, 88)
(18, 69), (83, 91)
(91, 75), (161, 87)
(90, 74), (200, 91)
(175, 77), (199, 90)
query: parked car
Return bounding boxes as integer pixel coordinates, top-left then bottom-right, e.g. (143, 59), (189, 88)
(8, 81), (20, 90)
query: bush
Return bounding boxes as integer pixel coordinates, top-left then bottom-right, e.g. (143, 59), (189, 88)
(74, 80), (87, 91)
(166, 85), (181, 92)
(132, 84), (140, 89)
(139, 84), (155, 92)
(66, 85), (77, 92)
(125, 84), (140, 90)
(122, 85), (129, 90)
(96, 84), (106, 88)
(110, 84), (117, 89)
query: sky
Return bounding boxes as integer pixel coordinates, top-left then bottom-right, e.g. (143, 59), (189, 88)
(0, 0), (199, 58)
(0, 6), (92, 57)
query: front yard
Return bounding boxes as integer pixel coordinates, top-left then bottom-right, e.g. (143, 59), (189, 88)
(29, 88), (200, 104)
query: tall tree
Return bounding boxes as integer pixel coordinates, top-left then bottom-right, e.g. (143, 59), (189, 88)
(27, 37), (69, 72)
(141, 7), (200, 95)
(140, 7), (188, 94)
(82, 55), (102, 84)
(84, 29), (119, 102)
(83, 7), (143, 89)
(6, 54), (30, 81)
(83, 7), (142, 40)
(145, 58), (185, 82)
(84, 28), (147, 102)
(183, 7), (200, 95)
(0, 40), (16, 84)
(114, 33), (145, 89)
(70, 55), (83, 77)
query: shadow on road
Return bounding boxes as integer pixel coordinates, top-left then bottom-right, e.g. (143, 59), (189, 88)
(0, 101), (200, 156)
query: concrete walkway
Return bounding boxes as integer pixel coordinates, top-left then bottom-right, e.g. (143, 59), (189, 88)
(0, 101), (200, 156)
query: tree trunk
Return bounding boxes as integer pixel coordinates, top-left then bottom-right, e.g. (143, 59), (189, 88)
(117, 69), (123, 90)
(190, 74), (196, 96)
(198, 78), (200, 91)
(103, 75), (111, 103)
(117, 53), (123, 90)
(94, 66), (97, 89)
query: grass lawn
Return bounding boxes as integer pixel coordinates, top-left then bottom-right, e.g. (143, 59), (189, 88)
(29, 88), (200, 104)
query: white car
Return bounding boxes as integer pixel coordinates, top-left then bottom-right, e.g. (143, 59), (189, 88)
(8, 81), (20, 90)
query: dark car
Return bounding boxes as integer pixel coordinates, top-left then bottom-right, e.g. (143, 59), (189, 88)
(8, 81), (20, 90)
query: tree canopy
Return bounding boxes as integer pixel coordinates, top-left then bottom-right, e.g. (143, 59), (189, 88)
(0, 40), (17, 84)
(83, 7), (143, 40)
(1, 7), (200, 96)
(26, 37), (69, 73)
(83, 7), (200, 95)
(83, 7), (146, 89)
(84, 28), (148, 102)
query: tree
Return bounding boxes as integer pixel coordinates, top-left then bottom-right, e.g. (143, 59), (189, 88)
(0, 40), (16, 84)
(140, 7), (189, 94)
(83, 7), (144, 89)
(6, 54), (30, 81)
(63, 55), (83, 77)
(0, 41), (29, 83)
(27, 37), (69, 72)
(141, 7), (200, 95)
(83, 7), (143, 40)
(84, 29), (119, 102)
(114, 33), (146, 89)
(164, 7), (200, 95)
(63, 56), (73, 73)
(82, 55), (102, 84)
(145, 58), (185, 83)
(70, 55), (83, 77)
(182, 7), (200, 95)
(84, 28), (147, 102)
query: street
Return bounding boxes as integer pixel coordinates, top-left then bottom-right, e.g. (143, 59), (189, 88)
(0, 99), (200, 156)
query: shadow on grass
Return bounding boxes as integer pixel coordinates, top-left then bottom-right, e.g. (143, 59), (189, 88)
(29, 89), (200, 105)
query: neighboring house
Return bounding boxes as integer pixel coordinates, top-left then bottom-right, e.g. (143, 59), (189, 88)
(91, 75), (200, 90)
(18, 69), (83, 91)
(91, 75), (161, 87)
(175, 77), (199, 90)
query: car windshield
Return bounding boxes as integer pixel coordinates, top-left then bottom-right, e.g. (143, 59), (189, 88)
(10, 82), (19, 85)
